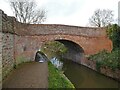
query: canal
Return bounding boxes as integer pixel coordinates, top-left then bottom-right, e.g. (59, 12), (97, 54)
(41, 41), (120, 88)
(61, 59), (120, 88)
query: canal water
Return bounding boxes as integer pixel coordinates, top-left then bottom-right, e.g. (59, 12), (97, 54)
(62, 59), (120, 88)
(50, 58), (120, 88)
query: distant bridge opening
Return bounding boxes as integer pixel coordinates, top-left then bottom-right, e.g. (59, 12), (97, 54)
(55, 40), (85, 64)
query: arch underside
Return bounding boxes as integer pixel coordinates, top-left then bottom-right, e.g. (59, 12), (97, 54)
(55, 39), (85, 64)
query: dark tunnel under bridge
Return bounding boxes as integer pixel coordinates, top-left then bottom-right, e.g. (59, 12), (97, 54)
(55, 39), (85, 64)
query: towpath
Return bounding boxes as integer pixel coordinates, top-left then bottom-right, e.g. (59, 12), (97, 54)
(3, 62), (48, 88)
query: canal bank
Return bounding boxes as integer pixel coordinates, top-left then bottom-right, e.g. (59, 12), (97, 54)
(80, 58), (120, 82)
(62, 59), (120, 88)
(48, 61), (75, 88)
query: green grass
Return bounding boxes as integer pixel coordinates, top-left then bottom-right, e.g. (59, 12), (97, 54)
(48, 62), (75, 88)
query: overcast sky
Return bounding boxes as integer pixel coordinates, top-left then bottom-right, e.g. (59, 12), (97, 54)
(0, 0), (119, 26)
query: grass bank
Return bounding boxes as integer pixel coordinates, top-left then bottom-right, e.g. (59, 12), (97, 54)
(48, 62), (75, 88)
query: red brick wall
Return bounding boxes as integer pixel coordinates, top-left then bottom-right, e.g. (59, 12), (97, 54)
(14, 34), (112, 62)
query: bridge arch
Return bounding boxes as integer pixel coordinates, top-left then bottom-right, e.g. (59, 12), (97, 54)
(14, 34), (112, 65)
(40, 38), (86, 64)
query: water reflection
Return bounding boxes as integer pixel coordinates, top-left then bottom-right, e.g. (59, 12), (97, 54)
(62, 59), (119, 88)
(50, 57), (63, 70)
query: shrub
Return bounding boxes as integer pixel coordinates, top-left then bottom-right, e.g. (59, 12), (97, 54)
(89, 49), (120, 70)
(107, 24), (120, 50)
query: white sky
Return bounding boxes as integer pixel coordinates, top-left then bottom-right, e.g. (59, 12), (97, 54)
(0, 0), (119, 26)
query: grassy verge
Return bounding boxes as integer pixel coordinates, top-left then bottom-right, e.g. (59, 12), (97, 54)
(48, 62), (75, 88)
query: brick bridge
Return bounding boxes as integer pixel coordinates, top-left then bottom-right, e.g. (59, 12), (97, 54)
(0, 10), (112, 80)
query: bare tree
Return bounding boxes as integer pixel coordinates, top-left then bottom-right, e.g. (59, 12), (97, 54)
(89, 9), (114, 27)
(9, 0), (46, 24)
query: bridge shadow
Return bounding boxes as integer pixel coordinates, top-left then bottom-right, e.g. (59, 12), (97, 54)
(55, 39), (85, 64)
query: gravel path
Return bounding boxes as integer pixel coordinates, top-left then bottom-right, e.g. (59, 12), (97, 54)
(2, 61), (48, 88)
